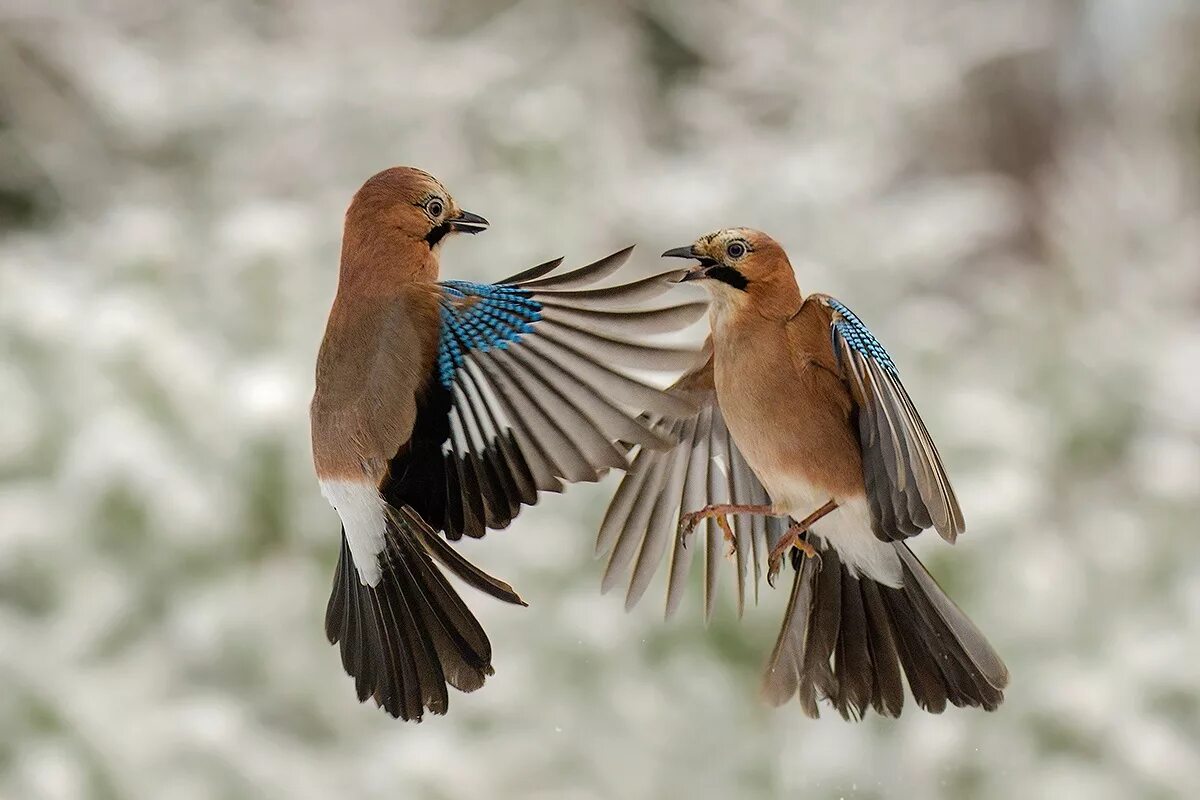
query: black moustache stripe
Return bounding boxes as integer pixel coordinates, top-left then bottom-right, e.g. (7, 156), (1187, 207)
(708, 265), (749, 291)
(425, 221), (451, 246)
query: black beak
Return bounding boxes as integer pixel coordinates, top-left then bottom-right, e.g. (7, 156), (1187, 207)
(662, 245), (716, 281)
(662, 246), (698, 260)
(448, 210), (489, 234)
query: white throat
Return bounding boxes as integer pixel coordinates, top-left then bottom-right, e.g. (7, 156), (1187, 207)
(702, 282), (748, 330)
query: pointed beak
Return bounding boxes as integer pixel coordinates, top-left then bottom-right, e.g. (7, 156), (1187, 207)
(661, 246), (697, 260)
(448, 209), (489, 234)
(662, 245), (716, 281)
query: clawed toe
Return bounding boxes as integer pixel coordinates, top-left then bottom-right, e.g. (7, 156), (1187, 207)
(766, 529), (823, 587)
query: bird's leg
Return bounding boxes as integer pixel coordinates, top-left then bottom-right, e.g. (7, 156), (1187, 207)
(678, 503), (776, 554)
(766, 499), (839, 587)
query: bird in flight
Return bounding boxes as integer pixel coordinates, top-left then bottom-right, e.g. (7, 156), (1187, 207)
(597, 228), (1009, 718)
(310, 167), (703, 720)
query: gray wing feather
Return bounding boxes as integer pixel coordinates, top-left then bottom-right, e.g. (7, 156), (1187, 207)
(821, 295), (965, 544)
(596, 350), (780, 620)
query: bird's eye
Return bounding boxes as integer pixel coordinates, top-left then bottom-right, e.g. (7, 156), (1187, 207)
(727, 241), (747, 259)
(426, 198), (445, 218)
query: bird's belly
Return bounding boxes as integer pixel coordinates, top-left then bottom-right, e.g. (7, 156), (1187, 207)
(723, 410), (902, 588)
(756, 470), (902, 588)
(713, 344), (899, 584)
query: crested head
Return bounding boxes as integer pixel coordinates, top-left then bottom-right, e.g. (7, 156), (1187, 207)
(339, 166), (489, 285)
(663, 228), (801, 319)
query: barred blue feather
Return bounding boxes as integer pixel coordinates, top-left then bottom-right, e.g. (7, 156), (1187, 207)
(825, 298), (898, 378)
(436, 281), (543, 388)
(391, 253), (700, 545)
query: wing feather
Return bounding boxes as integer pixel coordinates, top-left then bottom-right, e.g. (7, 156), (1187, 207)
(817, 295), (965, 543)
(626, 418), (696, 609)
(595, 348), (783, 620)
(664, 406), (712, 619)
(384, 251), (703, 540)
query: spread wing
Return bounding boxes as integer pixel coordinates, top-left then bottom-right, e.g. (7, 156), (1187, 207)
(382, 247), (706, 540)
(594, 342), (791, 621)
(814, 294), (965, 543)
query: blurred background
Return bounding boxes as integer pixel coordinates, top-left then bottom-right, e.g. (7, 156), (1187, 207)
(2, 1), (1199, 798)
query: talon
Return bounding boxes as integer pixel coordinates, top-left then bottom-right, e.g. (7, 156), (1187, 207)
(766, 534), (796, 586)
(714, 515), (737, 558)
(767, 532), (822, 584)
(765, 500), (838, 587)
(794, 537), (821, 564)
(677, 511), (704, 549)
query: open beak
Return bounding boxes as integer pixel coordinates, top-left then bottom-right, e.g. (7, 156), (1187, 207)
(448, 210), (489, 234)
(662, 245), (717, 281)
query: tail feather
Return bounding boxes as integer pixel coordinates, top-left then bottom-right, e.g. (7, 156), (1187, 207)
(762, 539), (1007, 718)
(398, 530), (492, 692)
(894, 544), (1009, 693)
(860, 579), (905, 716)
(325, 508), (525, 721)
(798, 548), (842, 715)
(880, 585), (949, 713)
(832, 568), (872, 719)
(896, 549), (1006, 709)
(372, 569), (439, 714)
(760, 554), (817, 708)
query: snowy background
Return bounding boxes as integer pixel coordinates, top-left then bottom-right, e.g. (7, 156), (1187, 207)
(2, 1), (1199, 798)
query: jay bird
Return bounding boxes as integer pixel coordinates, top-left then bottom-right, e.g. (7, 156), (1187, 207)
(597, 228), (1009, 719)
(311, 167), (703, 720)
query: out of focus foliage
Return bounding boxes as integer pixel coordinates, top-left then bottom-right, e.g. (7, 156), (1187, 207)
(1, 1), (1199, 798)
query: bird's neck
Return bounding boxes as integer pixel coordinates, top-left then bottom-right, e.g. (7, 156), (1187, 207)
(708, 281), (803, 335)
(337, 232), (440, 296)
(758, 261), (805, 315)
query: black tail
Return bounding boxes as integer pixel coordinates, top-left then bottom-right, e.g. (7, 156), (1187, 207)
(762, 542), (1008, 719)
(325, 505), (525, 721)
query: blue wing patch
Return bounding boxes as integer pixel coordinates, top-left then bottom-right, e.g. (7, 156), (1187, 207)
(826, 297), (899, 378)
(437, 281), (543, 388)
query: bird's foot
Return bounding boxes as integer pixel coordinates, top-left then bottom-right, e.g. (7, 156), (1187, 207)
(678, 503), (774, 552)
(766, 531), (820, 587)
(766, 499), (839, 587)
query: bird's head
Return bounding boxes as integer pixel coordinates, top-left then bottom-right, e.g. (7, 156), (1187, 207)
(663, 228), (800, 317)
(343, 166), (488, 261)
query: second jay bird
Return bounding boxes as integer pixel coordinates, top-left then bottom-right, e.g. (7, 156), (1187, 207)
(598, 228), (1009, 719)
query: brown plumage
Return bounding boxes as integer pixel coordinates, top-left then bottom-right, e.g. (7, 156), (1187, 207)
(599, 228), (1008, 718)
(312, 166), (703, 720)
(313, 168), (465, 482)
